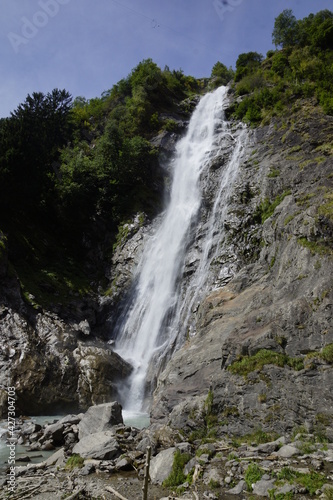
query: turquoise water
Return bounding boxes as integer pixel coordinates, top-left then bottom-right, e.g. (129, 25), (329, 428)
(0, 416), (62, 472)
(122, 410), (150, 429)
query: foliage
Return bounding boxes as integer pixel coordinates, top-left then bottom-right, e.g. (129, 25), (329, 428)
(272, 9), (299, 48)
(210, 61), (234, 87)
(227, 349), (304, 377)
(0, 89), (73, 211)
(0, 59), (203, 308)
(163, 450), (192, 487)
(65, 454), (84, 469)
(276, 467), (326, 496)
(245, 462), (264, 491)
(321, 343), (333, 363)
(229, 9), (333, 124)
(232, 428), (279, 448)
(254, 191), (291, 223)
(235, 52), (263, 82)
(298, 237), (333, 256)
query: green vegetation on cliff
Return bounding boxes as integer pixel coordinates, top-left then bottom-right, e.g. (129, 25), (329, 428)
(227, 9), (333, 124)
(0, 60), (209, 311)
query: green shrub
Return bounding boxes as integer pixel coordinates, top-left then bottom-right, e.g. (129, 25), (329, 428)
(254, 190), (291, 223)
(65, 454), (84, 469)
(163, 450), (192, 487)
(245, 463), (264, 491)
(321, 343), (333, 363)
(227, 349), (304, 377)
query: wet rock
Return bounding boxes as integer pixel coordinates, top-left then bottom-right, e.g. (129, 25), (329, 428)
(74, 345), (132, 408)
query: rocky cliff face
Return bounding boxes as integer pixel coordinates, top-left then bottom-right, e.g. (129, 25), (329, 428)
(0, 268), (132, 416)
(151, 97), (333, 438)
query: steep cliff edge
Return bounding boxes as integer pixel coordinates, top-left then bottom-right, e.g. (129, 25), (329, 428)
(151, 98), (333, 438)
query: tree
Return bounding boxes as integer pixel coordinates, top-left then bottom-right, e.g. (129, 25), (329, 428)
(272, 9), (299, 48)
(235, 52), (263, 82)
(211, 61), (234, 85)
(0, 89), (72, 212)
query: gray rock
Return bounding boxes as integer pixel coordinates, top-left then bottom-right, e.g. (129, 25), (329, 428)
(228, 480), (247, 495)
(115, 457), (134, 471)
(41, 440), (55, 451)
(275, 483), (296, 495)
(42, 422), (65, 445)
(257, 437), (285, 454)
(184, 457), (197, 475)
(43, 447), (66, 467)
(78, 402), (123, 439)
(275, 444), (299, 458)
(203, 467), (223, 486)
(149, 447), (176, 484)
(252, 479), (275, 497)
(73, 431), (121, 460)
(58, 414), (83, 426)
(176, 442), (192, 454)
(79, 462), (95, 476)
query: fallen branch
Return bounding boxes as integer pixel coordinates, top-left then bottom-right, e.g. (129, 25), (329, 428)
(65, 488), (86, 500)
(105, 485), (129, 500)
(10, 483), (44, 500)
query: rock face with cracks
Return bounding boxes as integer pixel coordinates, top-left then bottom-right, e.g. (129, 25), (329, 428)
(151, 100), (333, 438)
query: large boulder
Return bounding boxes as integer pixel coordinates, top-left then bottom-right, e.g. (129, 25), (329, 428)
(73, 431), (121, 460)
(149, 447), (176, 485)
(78, 402), (123, 440)
(74, 345), (132, 409)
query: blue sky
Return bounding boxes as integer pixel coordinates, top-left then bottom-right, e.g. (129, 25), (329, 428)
(0, 0), (332, 118)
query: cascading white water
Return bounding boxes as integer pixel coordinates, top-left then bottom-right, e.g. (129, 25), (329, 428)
(115, 86), (246, 414)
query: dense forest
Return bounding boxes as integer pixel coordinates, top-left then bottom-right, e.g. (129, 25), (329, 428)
(0, 9), (332, 314)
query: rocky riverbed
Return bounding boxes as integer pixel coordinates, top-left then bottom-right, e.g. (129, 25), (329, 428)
(1, 402), (333, 499)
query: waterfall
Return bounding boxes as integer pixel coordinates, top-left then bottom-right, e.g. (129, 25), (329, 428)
(115, 86), (247, 414)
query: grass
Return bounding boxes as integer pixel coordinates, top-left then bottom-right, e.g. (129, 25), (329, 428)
(232, 428), (279, 448)
(276, 467), (327, 496)
(254, 190), (291, 223)
(321, 343), (333, 363)
(324, 487), (333, 499)
(298, 237), (333, 256)
(319, 192), (333, 223)
(245, 462), (264, 491)
(227, 349), (304, 378)
(65, 454), (84, 469)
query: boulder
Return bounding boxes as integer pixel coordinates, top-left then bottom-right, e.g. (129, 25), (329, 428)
(228, 480), (247, 495)
(149, 447), (176, 484)
(252, 479), (275, 497)
(275, 444), (298, 458)
(74, 345), (133, 408)
(78, 402), (123, 439)
(73, 431), (121, 460)
(39, 422), (65, 447)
